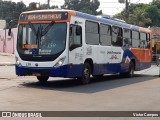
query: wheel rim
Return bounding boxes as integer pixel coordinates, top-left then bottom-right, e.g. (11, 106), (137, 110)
(130, 64), (134, 77)
(130, 69), (134, 76)
(84, 68), (90, 80)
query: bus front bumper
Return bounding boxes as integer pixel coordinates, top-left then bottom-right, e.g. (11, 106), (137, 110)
(15, 64), (83, 78)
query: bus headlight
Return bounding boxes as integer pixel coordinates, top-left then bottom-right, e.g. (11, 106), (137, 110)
(54, 57), (66, 67)
(15, 57), (21, 66)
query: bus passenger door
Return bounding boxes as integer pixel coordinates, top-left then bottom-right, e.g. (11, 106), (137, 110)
(68, 23), (83, 77)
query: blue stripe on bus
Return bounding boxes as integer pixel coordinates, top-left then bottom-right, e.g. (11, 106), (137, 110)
(93, 63), (128, 75)
(15, 64), (83, 78)
(93, 62), (151, 75)
(16, 61), (151, 78)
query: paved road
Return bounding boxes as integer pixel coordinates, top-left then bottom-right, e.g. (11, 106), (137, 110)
(0, 53), (14, 65)
(0, 64), (160, 120)
(0, 54), (160, 119)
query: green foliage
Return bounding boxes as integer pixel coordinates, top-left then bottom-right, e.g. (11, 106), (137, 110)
(115, 0), (160, 27)
(2, 0), (160, 28)
(61, 0), (102, 15)
(0, 1), (26, 28)
(0, 0), (102, 28)
(0, 1), (58, 28)
(128, 6), (152, 26)
(145, 4), (160, 26)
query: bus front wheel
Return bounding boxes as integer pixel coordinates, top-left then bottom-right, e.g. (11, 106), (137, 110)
(37, 76), (49, 82)
(81, 63), (91, 84)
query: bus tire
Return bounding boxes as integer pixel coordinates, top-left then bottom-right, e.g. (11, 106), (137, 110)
(128, 61), (134, 77)
(81, 62), (91, 84)
(120, 61), (134, 77)
(37, 76), (49, 82)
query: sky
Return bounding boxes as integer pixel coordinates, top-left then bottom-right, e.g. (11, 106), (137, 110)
(6, 0), (153, 15)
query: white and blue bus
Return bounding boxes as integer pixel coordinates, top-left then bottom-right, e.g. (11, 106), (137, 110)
(14, 9), (152, 84)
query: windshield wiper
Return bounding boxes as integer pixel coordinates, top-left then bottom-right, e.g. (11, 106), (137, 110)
(28, 21), (55, 38)
(28, 21), (37, 36)
(42, 21), (55, 36)
(37, 21), (55, 46)
(36, 24), (43, 45)
(28, 21), (55, 51)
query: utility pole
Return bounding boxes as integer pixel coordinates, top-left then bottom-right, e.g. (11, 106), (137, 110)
(125, 0), (129, 23)
(48, 0), (50, 9)
(118, 0), (130, 22)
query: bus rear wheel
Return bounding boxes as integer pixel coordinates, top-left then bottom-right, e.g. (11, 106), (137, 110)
(120, 61), (134, 77)
(128, 61), (134, 77)
(81, 63), (91, 84)
(37, 76), (49, 82)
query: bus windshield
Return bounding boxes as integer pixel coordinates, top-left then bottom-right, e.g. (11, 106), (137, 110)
(17, 22), (67, 56)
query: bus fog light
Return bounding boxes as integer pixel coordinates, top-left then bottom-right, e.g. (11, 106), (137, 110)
(54, 57), (66, 67)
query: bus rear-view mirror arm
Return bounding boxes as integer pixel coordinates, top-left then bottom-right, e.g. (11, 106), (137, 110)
(8, 19), (18, 36)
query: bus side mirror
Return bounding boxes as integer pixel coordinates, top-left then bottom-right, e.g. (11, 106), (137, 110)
(8, 28), (11, 36)
(76, 26), (82, 36)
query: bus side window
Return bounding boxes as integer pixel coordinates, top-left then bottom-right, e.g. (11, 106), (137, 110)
(132, 31), (140, 48)
(140, 32), (147, 48)
(69, 25), (82, 51)
(123, 29), (131, 47)
(112, 26), (123, 46)
(147, 33), (150, 48)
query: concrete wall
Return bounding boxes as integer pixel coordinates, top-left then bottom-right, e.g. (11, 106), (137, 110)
(0, 28), (17, 54)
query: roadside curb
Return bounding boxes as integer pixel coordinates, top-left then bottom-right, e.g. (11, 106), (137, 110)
(0, 63), (15, 66)
(0, 53), (14, 56)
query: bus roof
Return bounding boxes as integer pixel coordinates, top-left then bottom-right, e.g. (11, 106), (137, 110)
(75, 11), (151, 33)
(20, 9), (151, 33)
(21, 9), (76, 15)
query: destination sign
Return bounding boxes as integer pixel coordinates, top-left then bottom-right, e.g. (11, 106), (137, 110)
(20, 12), (68, 21)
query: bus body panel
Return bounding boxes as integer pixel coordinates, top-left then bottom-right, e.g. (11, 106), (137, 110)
(15, 9), (152, 79)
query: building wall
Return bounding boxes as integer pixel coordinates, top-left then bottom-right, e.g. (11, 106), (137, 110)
(0, 20), (6, 29)
(150, 27), (160, 59)
(0, 28), (17, 54)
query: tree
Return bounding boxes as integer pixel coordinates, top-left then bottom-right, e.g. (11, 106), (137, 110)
(115, 3), (146, 22)
(152, 0), (160, 8)
(61, 0), (102, 15)
(27, 2), (37, 11)
(0, 0), (26, 28)
(115, 0), (160, 27)
(40, 4), (58, 9)
(145, 4), (160, 26)
(128, 7), (151, 26)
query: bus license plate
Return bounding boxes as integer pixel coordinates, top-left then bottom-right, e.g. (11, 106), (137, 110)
(32, 72), (41, 76)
